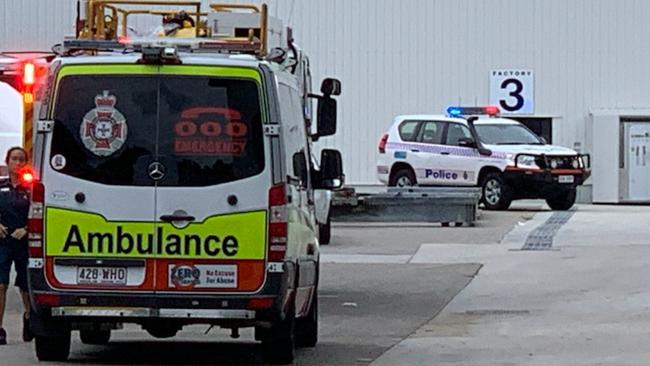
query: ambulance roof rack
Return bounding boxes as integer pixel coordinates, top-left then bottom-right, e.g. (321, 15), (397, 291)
(71, 0), (273, 57)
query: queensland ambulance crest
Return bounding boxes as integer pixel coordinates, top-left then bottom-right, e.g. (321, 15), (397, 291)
(80, 91), (128, 156)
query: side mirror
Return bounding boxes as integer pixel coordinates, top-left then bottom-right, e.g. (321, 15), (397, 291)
(320, 149), (344, 189)
(316, 97), (337, 138)
(320, 78), (341, 97)
(310, 78), (341, 139)
(457, 137), (477, 148)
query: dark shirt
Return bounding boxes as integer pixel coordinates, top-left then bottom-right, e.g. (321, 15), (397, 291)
(0, 178), (29, 243)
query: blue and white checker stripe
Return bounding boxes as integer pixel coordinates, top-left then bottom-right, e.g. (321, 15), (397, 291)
(386, 141), (508, 160)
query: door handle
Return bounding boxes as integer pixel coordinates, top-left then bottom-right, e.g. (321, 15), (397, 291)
(160, 214), (196, 222)
(440, 151), (450, 155)
(410, 149), (420, 152)
(643, 145), (645, 166)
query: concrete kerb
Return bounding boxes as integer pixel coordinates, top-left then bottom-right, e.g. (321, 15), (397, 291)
(406, 214), (550, 264)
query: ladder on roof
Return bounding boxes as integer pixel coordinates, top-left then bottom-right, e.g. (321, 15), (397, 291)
(74, 0), (280, 56)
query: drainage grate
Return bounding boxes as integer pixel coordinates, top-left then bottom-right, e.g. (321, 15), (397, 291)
(522, 211), (575, 250)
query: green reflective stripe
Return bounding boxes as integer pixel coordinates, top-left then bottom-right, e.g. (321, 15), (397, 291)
(160, 66), (262, 82)
(56, 65), (262, 82)
(56, 65), (159, 80)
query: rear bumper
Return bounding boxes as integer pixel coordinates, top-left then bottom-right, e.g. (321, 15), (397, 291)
(32, 291), (279, 316)
(29, 291), (283, 337)
(503, 168), (591, 199)
(51, 307), (256, 320)
(377, 165), (390, 184)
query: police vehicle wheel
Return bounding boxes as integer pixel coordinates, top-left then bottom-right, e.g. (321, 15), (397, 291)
(481, 173), (512, 210)
(35, 333), (71, 362)
(546, 189), (576, 211)
(145, 324), (179, 338)
(295, 289), (318, 348)
(261, 310), (295, 364)
(319, 216), (331, 245)
(80, 329), (111, 345)
(390, 168), (416, 187)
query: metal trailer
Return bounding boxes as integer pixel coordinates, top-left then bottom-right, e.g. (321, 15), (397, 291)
(331, 187), (481, 226)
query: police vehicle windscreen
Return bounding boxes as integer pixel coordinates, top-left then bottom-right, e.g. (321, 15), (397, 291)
(474, 124), (543, 145)
(50, 75), (264, 186)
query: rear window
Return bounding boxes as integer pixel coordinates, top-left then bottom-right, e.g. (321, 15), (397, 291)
(50, 74), (264, 186)
(398, 120), (420, 141)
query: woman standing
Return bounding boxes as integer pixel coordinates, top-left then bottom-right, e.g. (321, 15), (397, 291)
(0, 147), (32, 344)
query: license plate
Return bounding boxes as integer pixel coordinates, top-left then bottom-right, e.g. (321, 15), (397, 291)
(558, 175), (575, 184)
(77, 267), (127, 286)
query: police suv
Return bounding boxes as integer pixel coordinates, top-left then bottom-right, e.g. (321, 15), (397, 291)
(377, 106), (591, 210)
(24, 2), (343, 364)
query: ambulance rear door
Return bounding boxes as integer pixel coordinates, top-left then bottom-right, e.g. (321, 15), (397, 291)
(152, 66), (270, 294)
(43, 65), (160, 293)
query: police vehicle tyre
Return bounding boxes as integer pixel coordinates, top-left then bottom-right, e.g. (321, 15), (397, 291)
(546, 189), (577, 211)
(261, 310), (295, 364)
(145, 325), (179, 339)
(389, 168), (417, 187)
(35, 333), (71, 362)
(80, 329), (111, 345)
(295, 289), (318, 348)
(319, 216), (331, 245)
(481, 173), (512, 210)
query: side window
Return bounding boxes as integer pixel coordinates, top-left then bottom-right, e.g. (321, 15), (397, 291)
(446, 123), (473, 146)
(417, 121), (444, 144)
(279, 84), (309, 188)
(398, 120), (420, 142)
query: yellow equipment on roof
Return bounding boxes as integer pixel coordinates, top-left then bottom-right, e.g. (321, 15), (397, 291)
(75, 0), (273, 55)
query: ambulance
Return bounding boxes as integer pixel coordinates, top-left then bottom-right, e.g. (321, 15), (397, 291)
(25, 2), (343, 364)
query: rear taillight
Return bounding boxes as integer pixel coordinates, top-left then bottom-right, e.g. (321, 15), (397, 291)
(378, 134), (389, 154)
(247, 297), (274, 310)
(268, 183), (287, 262)
(33, 293), (60, 306)
(28, 181), (44, 258)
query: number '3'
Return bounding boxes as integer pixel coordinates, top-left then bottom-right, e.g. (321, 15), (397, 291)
(500, 78), (524, 112)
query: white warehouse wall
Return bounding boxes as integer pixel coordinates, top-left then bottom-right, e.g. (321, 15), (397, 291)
(1, 0), (649, 187)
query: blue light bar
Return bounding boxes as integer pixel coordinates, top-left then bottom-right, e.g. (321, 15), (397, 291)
(447, 107), (463, 116)
(446, 106), (500, 117)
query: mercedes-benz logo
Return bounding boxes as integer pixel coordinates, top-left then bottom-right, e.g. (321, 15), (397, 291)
(147, 162), (166, 181)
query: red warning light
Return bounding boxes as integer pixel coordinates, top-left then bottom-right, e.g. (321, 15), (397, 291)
(19, 168), (35, 186)
(484, 105), (500, 116)
(23, 62), (35, 87)
(446, 106), (501, 117)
